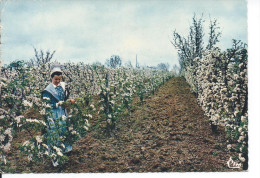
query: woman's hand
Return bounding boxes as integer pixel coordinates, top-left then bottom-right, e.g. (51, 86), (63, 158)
(67, 99), (76, 104)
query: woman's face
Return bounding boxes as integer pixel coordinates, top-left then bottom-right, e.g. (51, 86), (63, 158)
(52, 75), (62, 86)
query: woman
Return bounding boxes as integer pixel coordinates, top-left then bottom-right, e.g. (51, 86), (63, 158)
(42, 65), (75, 167)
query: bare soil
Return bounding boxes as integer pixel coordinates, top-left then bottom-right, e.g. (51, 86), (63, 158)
(3, 77), (241, 173)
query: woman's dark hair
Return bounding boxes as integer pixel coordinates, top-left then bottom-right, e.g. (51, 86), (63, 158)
(51, 71), (62, 78)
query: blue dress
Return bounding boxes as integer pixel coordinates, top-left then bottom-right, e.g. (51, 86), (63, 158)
(42, 83), (72, 154)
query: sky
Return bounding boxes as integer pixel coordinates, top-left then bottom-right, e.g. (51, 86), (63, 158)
(0, 0), (247, 68)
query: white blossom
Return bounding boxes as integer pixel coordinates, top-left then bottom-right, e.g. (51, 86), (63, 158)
(0, 135), (5, 142)
(36, 136), (42, 143)
(27, 154), (33, 161)
(42, 143), (48, 149)
(53, 146), (62, 152)
(238, 128), (243, 133)
(23, 100), (33, 107)
(90, 104), (95, 109)
(3, 143), (11, 152)
(110, 100), (115, 104)
(40, 109), (46, 115)
(23, 140), (30, 146)
(57, 151), (63, 157)
(61, 144), (65, 148)
(241, 116), (247, 122)
(86, 114), (92, 119)
(61, 115), (67, 121)
(45, 104), (51, 108)
(43, 97), (50, 100)
(4, 128), (12, 135)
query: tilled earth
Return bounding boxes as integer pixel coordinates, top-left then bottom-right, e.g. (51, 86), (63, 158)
(4, 77), (240, 173)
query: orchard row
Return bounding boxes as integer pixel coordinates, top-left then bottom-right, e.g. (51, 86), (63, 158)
(182, 41), (248, 169)
(0, 61), (174, 169)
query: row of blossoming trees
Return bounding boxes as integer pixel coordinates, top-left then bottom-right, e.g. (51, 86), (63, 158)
(0, 58), (174, 171)
(172, 14), (248, 169)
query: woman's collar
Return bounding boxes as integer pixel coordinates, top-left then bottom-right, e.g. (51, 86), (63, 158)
(52, 83), (61, 88)
(52, 82), (66, 91)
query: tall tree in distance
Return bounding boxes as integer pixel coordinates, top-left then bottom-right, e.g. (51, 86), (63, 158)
(157, 62), (170, 72)
(171, 13), (222, 73)
(190, 14), (204, 59)
(105, 55), (122, 68)
(206, 17), (222, 50)
(27, 48), (56, 67)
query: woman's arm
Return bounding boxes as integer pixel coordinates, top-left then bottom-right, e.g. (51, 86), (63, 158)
(64, 84), (75, 104)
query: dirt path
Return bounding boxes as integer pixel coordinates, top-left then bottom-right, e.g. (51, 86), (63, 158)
(8, 77), (237, 172)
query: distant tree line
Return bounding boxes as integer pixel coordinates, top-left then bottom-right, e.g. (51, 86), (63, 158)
(26, 49), (174, 73)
